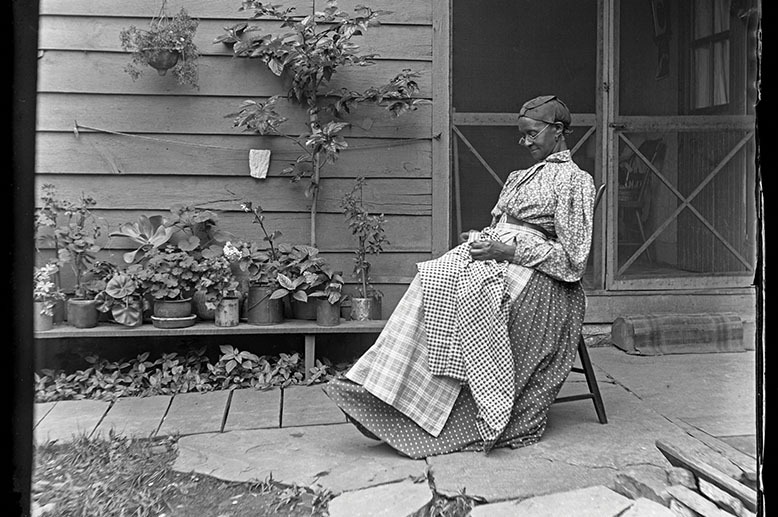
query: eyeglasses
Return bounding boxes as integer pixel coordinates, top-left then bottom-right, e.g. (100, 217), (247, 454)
(518, 123), (551, 145)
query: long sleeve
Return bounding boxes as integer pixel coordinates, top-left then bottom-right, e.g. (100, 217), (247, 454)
(511, 168), (595, 282)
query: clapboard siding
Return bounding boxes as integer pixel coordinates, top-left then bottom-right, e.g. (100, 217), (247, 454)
(37, 93), (432, 138)
(39, 0), (432, 25)
(35, 0), (434, 317)
(36, 133), (431, 178)
(38, 17), (432, 61)
(38, 51), (433, 97)
(36, 210), (432, 253)
(35, 175), (432, 215)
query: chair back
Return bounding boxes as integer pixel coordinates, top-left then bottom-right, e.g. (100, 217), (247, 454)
(593, 184), (606, 213)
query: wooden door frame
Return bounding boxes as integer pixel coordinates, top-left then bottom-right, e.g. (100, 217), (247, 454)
(605, 0), (757, 291)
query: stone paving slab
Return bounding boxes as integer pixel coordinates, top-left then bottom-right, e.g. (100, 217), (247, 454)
(158, 390), (230, 437)
(470, 485), (633, 517)
(34, 402), (57, 429)
(427, 382), (702, 502)
(173, 423), (427, 494)
(223, 388), (281, 431)
(327, 480), (433, 517)
(588, 347), (755, 439)
(34, 399), (111, 445)
(93, 395), (172, 439)
(620, 497), (675, 516)
(282, 386), (347, 427)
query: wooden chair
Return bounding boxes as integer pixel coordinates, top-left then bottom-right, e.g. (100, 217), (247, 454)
(554, 184), (608, 424)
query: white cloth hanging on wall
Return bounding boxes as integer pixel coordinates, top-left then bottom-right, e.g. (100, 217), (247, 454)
(249, 149), (271, 179)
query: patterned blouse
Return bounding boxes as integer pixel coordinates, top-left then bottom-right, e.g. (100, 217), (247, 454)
(490, 150), (596, 282)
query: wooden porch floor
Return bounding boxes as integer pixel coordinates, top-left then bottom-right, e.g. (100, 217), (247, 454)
(33, 385), (347, 446)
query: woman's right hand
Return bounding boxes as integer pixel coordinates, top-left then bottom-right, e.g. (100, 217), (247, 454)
(458, 230), (479, 244)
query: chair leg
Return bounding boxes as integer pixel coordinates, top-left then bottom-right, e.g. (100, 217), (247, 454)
(577, 335), (608, 424)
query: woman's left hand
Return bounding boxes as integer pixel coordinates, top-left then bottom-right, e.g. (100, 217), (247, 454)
(468, 240), (514, 262)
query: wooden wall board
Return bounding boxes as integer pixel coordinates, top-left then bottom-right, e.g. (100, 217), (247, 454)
(35, 133), (432, 179)
(38, 17), (432, 61)
(39, 0), (433, 26)
(36, 93), (433, 139)
(34, 175), (432, 215)
(38, 50), (433, 97)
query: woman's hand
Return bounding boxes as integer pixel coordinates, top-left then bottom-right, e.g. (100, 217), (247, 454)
(469, 240), (515, 262)
(458, 230), (479, 244)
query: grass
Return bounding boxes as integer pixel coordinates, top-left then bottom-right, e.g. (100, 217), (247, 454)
(32, 431), (330, 517)
(32, 432), (484, 517)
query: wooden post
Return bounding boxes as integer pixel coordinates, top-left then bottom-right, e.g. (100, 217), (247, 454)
(304, 334), (316, 382)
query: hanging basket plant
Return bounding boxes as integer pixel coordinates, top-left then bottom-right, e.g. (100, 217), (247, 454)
(119, 1), (200, 88)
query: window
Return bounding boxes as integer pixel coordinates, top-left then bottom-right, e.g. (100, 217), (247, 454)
(691, 0), (731, 109)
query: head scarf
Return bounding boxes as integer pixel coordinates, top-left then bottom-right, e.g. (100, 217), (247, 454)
(518, 95), (572, 132)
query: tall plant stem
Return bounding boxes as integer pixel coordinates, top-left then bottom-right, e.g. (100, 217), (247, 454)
(311, 156), (320, 247)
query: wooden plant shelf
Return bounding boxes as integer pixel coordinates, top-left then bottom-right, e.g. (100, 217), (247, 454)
(35, 319), (388, 380)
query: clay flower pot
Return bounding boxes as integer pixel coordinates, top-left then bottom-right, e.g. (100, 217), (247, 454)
(142, 48), (180, 75)
(153, 298), (192, 318)
(66, 298), (99, 328)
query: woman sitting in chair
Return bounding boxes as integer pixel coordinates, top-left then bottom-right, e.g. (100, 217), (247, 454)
(323, 95), (596, 459)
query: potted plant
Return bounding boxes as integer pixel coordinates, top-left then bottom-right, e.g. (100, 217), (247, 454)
(94, 271), (149, 327)
(33, 263), (66, 332)
(271, 245), (327, 320)
(119, 2), (200, 88)
(217, 1), (426, 247)
(237, 202), (285, 325)
(197, 254), (242, 327)
(308, 267), (345, 327)
(132, 244), (204, 328)
(52, 192), (104, 328)
(340, 177), (388, 320)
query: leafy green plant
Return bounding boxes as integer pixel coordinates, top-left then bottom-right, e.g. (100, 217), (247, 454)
(308, 267), (344, 305)
(119, 3), (200, 88)
(271, 244), (326, 302)
(340, 177), (388, 298)
(33, 263), (66, 317)
(130, 244), (204, 300)
(94, 272), (150, 326)
(196, 254), (241, 311)
(109, 214), (177, 264)
(216, 1), (426, 246)
(35, 185), (105, 298)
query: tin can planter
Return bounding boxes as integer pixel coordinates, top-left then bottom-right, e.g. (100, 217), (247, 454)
(153, 298), (192, 319)
(291, 299), (317, 320)
(349, 297), (374, 321)
(34, 302), (54, 332)
(315, 299), (341, 327)
(246, 285), (283, 325)
(215, 298), (240, 327)
(66, 298), (99, 328)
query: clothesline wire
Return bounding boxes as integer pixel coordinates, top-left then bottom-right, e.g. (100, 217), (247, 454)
(73, 121), (430, 152)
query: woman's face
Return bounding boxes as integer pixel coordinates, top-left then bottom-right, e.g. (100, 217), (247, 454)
(518, 117), (562, 161)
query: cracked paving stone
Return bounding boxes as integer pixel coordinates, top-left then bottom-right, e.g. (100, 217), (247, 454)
(327, 480), (433, 517)
(621, 498), (676, 516)
(469, 485), (632, 517)
(173, 424), (426, 494)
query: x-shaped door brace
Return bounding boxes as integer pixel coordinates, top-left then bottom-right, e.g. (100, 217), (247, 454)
(616, 131), (755, 276)
(451, 124), (596, 188)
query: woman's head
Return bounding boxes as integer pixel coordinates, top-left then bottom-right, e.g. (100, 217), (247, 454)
(517, 95), (572, 161)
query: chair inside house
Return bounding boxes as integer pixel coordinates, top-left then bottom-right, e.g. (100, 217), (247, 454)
(554, 183), (608, 424)
(617, 138), (666, 264)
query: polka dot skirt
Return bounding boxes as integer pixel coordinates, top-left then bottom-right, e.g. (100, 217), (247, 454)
(323, 271), (586, 459)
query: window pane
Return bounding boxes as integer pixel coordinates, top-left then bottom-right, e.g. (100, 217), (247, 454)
(695, 46), (712, 108)
(695, 0), (713, 38)
(714, 0), (731, 32)
(714, 40), (730, 105)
